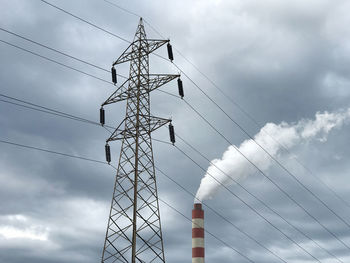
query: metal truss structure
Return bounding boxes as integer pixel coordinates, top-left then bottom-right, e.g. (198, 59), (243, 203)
(100, 18), (179, 263)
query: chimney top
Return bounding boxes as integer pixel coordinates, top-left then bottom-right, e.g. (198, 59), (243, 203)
(194, 203), (202, 210)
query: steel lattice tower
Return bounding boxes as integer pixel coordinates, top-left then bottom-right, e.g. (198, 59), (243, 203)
(100, 18), (179, 263)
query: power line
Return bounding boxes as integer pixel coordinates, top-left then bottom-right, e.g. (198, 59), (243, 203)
(102, 0), (140, 18)
(175, 51), (350, 210)
(100, 0), (164, 41)
(0, 94), (99, 125)
(0, 36), (176, 101)
(100, 0), (350, 236)
(156, 88), (181, 99)
(0, 120), (289, 263)
(143, 11), (350, 229)
(0, 96), (114, 134)
(155, 134), (344, 262)
(0, 97), (92, 122)
(0, 26), (129, 79)
(146, 17), (350, 213)
(0, 93), (324, 262)
(154, 166), (288, 263)
(172, 145), (323, 262)
(0, 139), (107, 164)
(150, 21), (350, 217)
(0, 137), (257, 263)
(43, 0), (335, 226)
(98, 0), (350, 239)
(2, 33), (347, 254)
(181, 97), (350, 251)
(174, 62), (350, 231)
(157, 197), (256, 263)
(0, 97), (286, 261)
(0, 39), (111, 84)
(41, 0), (350, 235)
(1, 2), (341, 260)
(1, 93), (342, 261)
(0, 27), (109, 73)
(39, 0), (131, 43)
(288, 153), (350, 210)
(38, 0), (171, 65)
(1, 1), (348, 256)
(1, 25), (347, 254)
(172, 133), (344, 263)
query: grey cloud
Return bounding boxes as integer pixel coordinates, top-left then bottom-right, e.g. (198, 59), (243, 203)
(1, 0), (350, 263)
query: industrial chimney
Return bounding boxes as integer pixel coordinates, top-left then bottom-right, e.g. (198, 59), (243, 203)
(192, 203), (204, 263)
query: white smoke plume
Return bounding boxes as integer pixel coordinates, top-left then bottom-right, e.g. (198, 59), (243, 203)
(195, 109), (350, 203)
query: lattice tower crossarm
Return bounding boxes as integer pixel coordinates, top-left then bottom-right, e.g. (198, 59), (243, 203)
(101, 18), (179, 263)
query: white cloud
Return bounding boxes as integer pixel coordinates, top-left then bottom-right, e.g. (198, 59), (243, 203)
(0, 214), (49, 241)
(0, 226), (48, 241)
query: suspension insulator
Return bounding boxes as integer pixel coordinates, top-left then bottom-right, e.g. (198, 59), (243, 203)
(100, 107), (105, 126)
(105, 143), (111, 163)
(167, 43), (174, 62)
(169, 123), (175, 144)
(177, 78), (184, 98)
(111, 66), (117, 85)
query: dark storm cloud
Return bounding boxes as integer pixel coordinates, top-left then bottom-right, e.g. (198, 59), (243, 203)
(1, 0), (350, 263)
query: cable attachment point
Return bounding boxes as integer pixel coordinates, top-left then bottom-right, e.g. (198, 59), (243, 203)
(177, 77), (184, 99)
(169, 122), (175, 145)
(100, 107), (105, 126)
(105, 143), (111, 163)
(167, 41), (174, 62)
(111, 66), (117, 85)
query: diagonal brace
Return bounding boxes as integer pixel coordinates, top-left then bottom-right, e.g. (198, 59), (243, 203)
(107, 115), (171, 142)
(113, 39), (169, 66)
(102, 78), (130, 106)
(148, 74), (180, 92)
(102, 74), (179, 105)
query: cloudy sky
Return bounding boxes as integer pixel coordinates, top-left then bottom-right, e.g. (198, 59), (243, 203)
(1, 0), (350, 262)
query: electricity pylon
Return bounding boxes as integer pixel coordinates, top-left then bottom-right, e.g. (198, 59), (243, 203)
(100, 18), (179, 263)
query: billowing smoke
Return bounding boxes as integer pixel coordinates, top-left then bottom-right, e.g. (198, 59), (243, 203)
(195, 109), (350, 202)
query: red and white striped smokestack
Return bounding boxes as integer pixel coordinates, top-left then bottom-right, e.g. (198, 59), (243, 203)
(192, 203), (204, 263)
